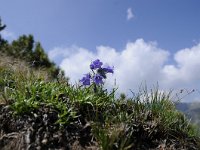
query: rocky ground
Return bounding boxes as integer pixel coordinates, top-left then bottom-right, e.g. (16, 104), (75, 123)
(1, 103), (200, 150)
(0, 104), (98, 150)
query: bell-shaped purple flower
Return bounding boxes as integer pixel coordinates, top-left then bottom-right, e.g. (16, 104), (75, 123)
(93, 74), (103, 85)
(102, 66), (114, 74)
(80, 73), (91, 85)
(90, 59), (103, 70)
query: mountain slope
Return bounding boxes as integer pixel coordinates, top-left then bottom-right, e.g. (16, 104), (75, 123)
(176, 102), (200, 126)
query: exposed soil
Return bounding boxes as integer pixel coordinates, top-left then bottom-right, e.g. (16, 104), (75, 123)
(0, 104), (98, 150)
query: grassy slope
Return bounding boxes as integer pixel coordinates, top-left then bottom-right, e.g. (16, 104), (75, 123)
(0, 53), (200, 149)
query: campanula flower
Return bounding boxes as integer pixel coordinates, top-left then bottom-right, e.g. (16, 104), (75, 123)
(90, 59), (103, 70)
(93, 74), (103, 85)
(102, 66), (114, 74)
(80, 59), (114, 86)
(80, 73), (91, 85)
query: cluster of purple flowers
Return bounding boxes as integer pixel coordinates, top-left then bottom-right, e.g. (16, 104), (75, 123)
(80, 59), (114, 86)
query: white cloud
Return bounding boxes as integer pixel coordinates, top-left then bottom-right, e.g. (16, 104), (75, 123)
(127, 8), (134, 20)
(162, 44), (200, 86)
(55, 46), (95, 84)
(1, 29), (16, 41)
(48, 39), (200, 102)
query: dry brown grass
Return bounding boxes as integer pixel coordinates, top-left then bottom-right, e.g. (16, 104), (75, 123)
(0, 52), (52, 80)
(0, 52), (52, 104)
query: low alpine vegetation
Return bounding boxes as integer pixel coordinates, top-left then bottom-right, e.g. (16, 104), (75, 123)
(0, 56), (200, 149)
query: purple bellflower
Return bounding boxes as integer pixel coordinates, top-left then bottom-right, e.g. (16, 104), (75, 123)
(97, 66), (114, 79)
(93, 74), (103, 85)
(90, 59), (103, 70)
(80, 74), (91, 85)
(80, 59), (114, 86)
(102, 66), (114, 74)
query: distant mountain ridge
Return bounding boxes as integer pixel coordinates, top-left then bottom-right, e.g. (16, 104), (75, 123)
(176, 102), (200, 126)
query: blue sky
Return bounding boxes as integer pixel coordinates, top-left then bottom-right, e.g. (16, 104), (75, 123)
(1, 0), (200, 101)
(1, 0), (200, 51)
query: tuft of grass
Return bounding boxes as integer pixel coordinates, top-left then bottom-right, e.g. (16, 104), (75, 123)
(91, 86), (200, 149)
